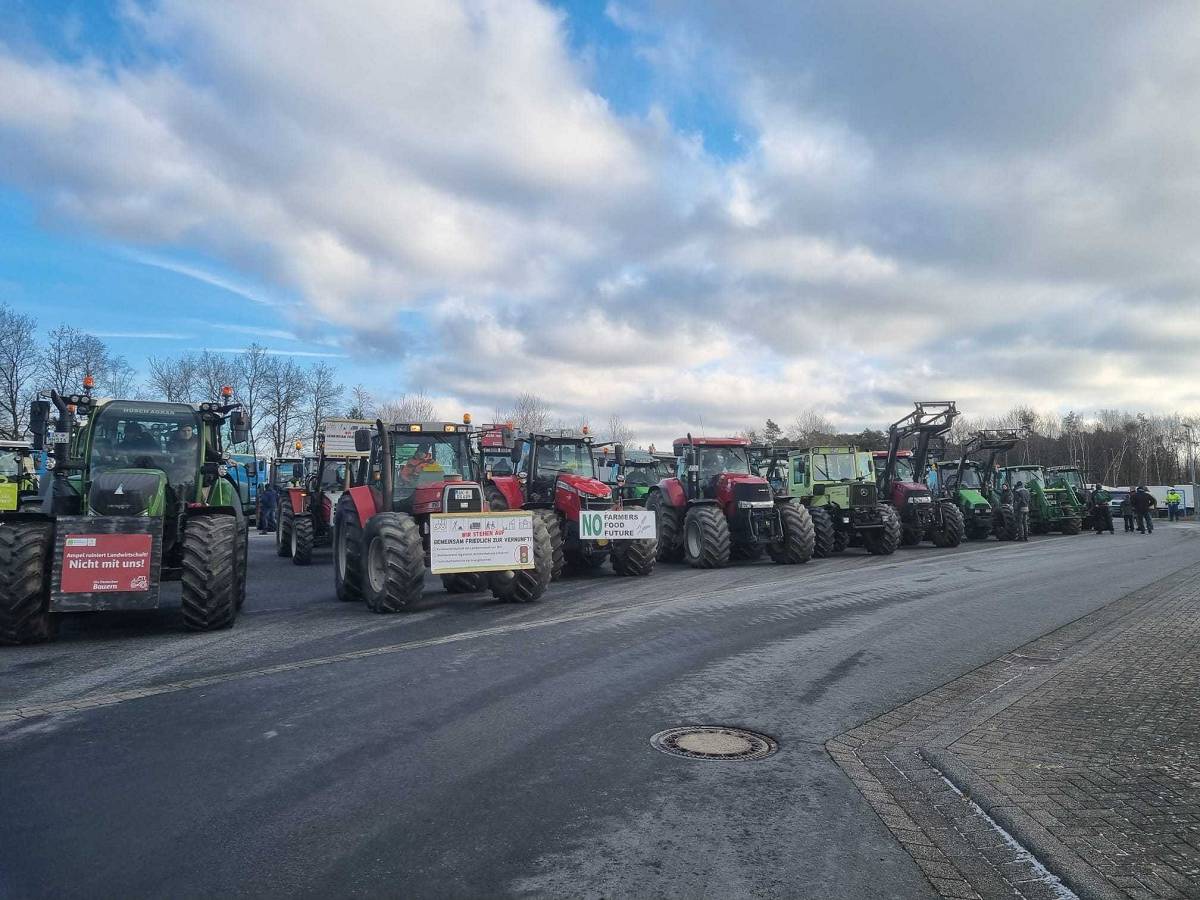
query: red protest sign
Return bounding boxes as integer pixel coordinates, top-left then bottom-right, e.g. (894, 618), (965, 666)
(60, 533), (154, 593)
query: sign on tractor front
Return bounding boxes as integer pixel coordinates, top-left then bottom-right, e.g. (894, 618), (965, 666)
(50, 517), (163, 611)
(578, 510), (656, 541)
(429, 511), (536, 574)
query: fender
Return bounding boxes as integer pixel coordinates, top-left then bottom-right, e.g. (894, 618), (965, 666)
(488, 475), (526, 511)
(347, 484), (379, 529)
(286, 487), (308, 517)
(658, 478), (687, 509)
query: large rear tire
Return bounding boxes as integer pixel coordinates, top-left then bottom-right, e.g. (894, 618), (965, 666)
(647, 490), (684, 562)
(489, 512), (553, 603)
(0, 521), (55, 645)
(863, 505), (901, 555)
(767, 501), (814, 564)
(611, 538), (656, 576)
(181, 514), (240, 631)
(291, 514), (314, 566)
(809, 506), (836, 558)
(333, 494), (364, 602)
(362, 513), (425, 613)
(565, 546), (606, 572)
(994, 505), (1017, 541)
(276, 495), (294, 557)
(900, 523), (923, 546)
(683, 504), (731, 569)
(1059, 516), (1082, 535)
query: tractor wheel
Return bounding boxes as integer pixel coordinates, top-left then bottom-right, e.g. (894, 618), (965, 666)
(362, 513), (425, 613)
(489, 512), (553, 603)
(539, 511), (566, 580)
(863, 505), (901, 555)
(565, 546), (607, 572)
(646, 491), (684, 562)
(276, 494), (294, 557)
(931, 503), (964, 548)
(291, 514), (314, 566)
(441, 573), (485, 593)
(808, 506), (836, 558)
(333, 494), (364, 602)
(611, 538), (656, 577)
(485, 486), (508, 511)
(0, 521), (55, 645)
(768, 501), (814, 564)
(900, 523), (923, 546)
(181, 514), (240, 631)
(683, 505), (731, 569)
(994, 505), (1018, 541)
(1059, 516), (1082, 535)
(831, 528), (851, 554)
(732, 542), (764, 561)
(236, 517), (249, 611)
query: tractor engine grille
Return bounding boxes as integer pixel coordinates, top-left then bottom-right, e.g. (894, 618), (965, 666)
(582, 496), (613, 511)
(733, 482), (774, 504)
(88, 472), (161, 516)
(849, 482), (877, 507)
(442, 484), (483, 513)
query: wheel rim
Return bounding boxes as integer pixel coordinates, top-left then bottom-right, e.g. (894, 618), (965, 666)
(367, 537), (386, 593)
(335, 523), (347, 579)
(686, 518), (702, 558)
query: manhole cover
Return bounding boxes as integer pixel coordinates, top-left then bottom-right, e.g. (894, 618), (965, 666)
(650, 726), (778, 761)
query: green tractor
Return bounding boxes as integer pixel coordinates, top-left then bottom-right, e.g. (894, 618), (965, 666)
(754, 445), (900, 556)
(930, 429), (1021, 541)
(0, 384), (251, 645)
(997, 464), (1082, 535)
(0, 440), (40, 513)
(595, 444), (673, 506)
(1046, 465), (1110, 532)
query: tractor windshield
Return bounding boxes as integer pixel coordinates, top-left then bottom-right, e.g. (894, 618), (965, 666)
(0, 451), (19, 477)
(893, 457), (916, 482)
(696, 446), (751, 480)
(954, 466), (983, 488)
(534, 441), (596, 480)
(88, 402), (201, 493)
(624, 464), (660, 487)
(318, 459), (348, 490)
(1056, 469), (1085, 492)
(811, 451), (857, 482)
(392, 434), (472, 498)
(1003, 468), (1044, 488)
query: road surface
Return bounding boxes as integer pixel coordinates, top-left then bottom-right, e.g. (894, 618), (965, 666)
(2, 524), (1196, 898)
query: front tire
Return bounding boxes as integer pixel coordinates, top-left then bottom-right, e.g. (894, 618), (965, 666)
(863, 505), (901, 555)
(931, 503), (964, 548)
(441, 573), (485, 593)
(291, 515), (314, 565)
(0, 521), (55, 645)
(994, 505), (1017, 541)
(767, 501), (814, 564)
(1059, 516), (1082, 535)
(276, 494), (294, 557)
(489, 512), (553, 603)
(683, 504), (731, 569)
(809, 506), (836, 558)
(181, 514), (240, 631)
(362, 513), (425, 613)
(334, 494), (365, 602)
(647, 491), (684, 562)
(611, 538), (656, 576)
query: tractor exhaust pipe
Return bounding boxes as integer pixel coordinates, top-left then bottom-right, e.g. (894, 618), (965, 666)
(376, 419), (392, 510)
(686, 432), (699, 500)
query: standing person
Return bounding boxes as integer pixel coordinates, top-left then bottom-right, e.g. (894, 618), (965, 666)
(1090, 484), (1114, 534)
(1120, 492), (1135, 532)
(1013, 480), (1031, 542)
(1165, 486), (1182, 521)
(259, 482), (277, 535)
(1132, 485), (1157, 534)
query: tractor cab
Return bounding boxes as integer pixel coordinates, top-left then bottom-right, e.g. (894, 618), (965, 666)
(0, 440), (38, 512)
(483, 427), (611, 518)
(595, 444), (667, 505)
(997, 464), (1082, 535)
(367, 422), (480, 517)
(675, 437), (763, 505)
(1046, 465), (1088, 502)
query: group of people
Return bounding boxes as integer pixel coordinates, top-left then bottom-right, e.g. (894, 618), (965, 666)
(1119, 486), (1159, 534)
(999, 482), (1172, 539)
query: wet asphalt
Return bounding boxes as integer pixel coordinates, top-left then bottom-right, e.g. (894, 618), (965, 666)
(1, 522), (1197, 899)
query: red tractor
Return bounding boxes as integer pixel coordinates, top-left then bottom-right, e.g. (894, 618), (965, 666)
(873, 401), (965, 547)
(277, 450), (358, 566)
(645, 435), (814, 568)
(479, 425), (656, 578)
(331, 419), (552, 611)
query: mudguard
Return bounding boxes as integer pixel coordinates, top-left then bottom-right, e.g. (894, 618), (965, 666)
(347, 484), (378, 529)
(658, 478), (687, 509)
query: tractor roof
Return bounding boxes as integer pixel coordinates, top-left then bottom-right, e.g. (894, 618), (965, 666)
(386, 422), (472, 435)
(0, 439), (32, 451)
(1045, 465), (1081, 473)
(672, 437), (749, 450)
(873, 448), (913, 457)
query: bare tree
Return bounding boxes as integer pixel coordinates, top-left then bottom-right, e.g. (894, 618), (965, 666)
(261, 356), (308, 457)
(304, 361), (344, 445)
(377, 391), (438, 423)
(606, 412), (635, 445)
(0, 304), (40, 438)
(787, 409), (835, 444)
(236, 343), (272, 453)
(497, 392), (551, 431)
(195, 350), (240, 402)
(104, 357), (141, 398)
(41, 325), (113, 395)
(348, 383), (373, 419)
(147, 353), (200, 402)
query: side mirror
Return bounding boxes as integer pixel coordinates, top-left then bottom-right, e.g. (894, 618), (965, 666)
(29, 399), (49, 451)
(510, 443), (523, 464)
(354, 428), (371, 452)
(614, 443), (625, 468)
(229, 410), (249, 445)
(291, 463), (304, 482)
(813, 483), (826, 496)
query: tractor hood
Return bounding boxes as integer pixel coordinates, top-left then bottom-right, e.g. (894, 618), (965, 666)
(556, 472), (611, 499)
(715, 473), (775, 508)
(88, 469), (168, 517)
(888, 480), (932, 508)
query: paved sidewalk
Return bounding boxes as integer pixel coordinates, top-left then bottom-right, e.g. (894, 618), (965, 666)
(830, 562), (1200, 899)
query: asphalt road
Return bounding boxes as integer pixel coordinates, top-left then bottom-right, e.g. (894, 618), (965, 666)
(2, 523), (1197, 899)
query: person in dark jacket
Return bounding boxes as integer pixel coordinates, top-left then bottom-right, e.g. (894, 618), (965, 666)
(1089, 484), (1114, 534)
(1131, 485), (1157, 534)
(1013, 481), (1031, 541)
(259, 483), (278, 534)
(1117, 493), (1134, 532)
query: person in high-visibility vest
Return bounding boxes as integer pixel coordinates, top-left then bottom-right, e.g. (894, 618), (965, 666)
(1166, 486), (1183, 521)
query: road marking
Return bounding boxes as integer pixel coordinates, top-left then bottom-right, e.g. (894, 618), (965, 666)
(0, 535), (1098, 723)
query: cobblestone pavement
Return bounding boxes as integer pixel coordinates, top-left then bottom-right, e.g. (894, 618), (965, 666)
(830, 562), (1200, 900)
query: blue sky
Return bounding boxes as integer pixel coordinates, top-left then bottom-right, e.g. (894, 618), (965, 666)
(1, 1), (1198, 444)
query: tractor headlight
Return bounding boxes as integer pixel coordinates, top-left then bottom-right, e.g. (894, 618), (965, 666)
(737, 500), (774, 509)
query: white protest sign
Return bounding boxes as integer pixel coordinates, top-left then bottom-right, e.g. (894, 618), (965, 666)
(320, 418), (374, 458)
(578, 510), (656, 541)
(430, 511), (536, 574)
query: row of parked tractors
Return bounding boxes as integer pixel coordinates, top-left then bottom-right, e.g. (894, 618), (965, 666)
(0, 389), (1089, 646)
